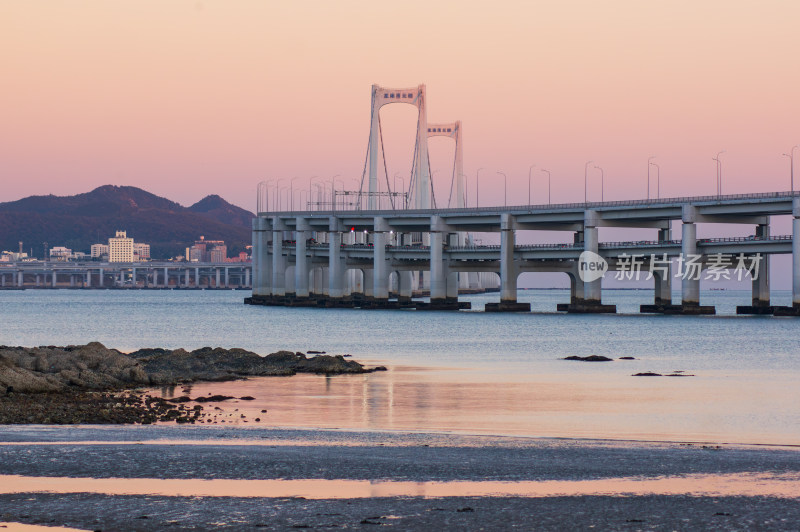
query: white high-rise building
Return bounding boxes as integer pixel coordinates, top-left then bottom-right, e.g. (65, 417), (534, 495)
(108, 231), (134, 262)
(134, 242), (150, 261)
(90, 244), (109, 259)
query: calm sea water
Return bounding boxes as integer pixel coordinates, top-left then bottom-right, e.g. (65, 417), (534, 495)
(2, 289), (799, 444)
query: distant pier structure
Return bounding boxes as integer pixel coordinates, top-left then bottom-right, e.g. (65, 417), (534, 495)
(0, 261), (251, 290)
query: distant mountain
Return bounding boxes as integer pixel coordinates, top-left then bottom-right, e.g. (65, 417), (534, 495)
(0, 185), (254, 259)
(188, 194), (254, 228)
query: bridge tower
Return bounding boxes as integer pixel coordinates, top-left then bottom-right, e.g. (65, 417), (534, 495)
(364, 84), (430, 210)
(426, 121), (465, 209)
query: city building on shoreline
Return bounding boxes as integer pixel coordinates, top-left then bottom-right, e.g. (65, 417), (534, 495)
(187, 236), (227, 262)
(108, 231), (134, 262)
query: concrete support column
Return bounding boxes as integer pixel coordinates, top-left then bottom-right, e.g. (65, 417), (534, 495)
(373, 225), (389, 300)
(429, 230), (446, 300)
(1, 274), (5, 287)
(655, 227), (672, 305)
(363, 269), (374, 298)
(132, 267), (137, 288)
(17, 270), (23, 287)
(184, 268), (190, 287)
(499, 214), (517, 303)
(215, 268), (221, 288)
(793, 198), (800, 308)
(224, 268), (229, 288)
(272, 218), (286, 296)
(570, 273), (584, 304)
(194, 267), (200, 288)
(295, 228), (310, 298)
(245, 267), (250, 288)
(681, 221), (699, 306)
(583, 226), (601, 303)
(398, 271), (413, 301)
(753, 223), (770, 307)
(164, 267), (169, 288)
(86, 271), (91, 288)
(328, 218), (343, 299)
(70, 275), (75, 288)
(52, 270), (57, 287)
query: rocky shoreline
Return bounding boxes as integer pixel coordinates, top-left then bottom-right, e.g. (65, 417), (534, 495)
(0, 343), (385, 424)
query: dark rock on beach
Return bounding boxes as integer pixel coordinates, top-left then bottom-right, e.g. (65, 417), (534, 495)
(562, 355), (614, 362)
(129, 346), (377, 383)
(0, 343), (384, 424)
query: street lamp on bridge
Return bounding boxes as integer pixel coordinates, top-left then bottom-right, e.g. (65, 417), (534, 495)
(647, 156), (656, 200)
(528, 164), (536, 205)
(650, 162), (660, 199)
(783, 145), (798, 193)
(541, 169), (551, 204)
(713, 151), (726, 197)
(584, 161), (592, 203)
(476, 167), (484, 208)
(594, 166), (604, 202)
(497, 171), (508, 207)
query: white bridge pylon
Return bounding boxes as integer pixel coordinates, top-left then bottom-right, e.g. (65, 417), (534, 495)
(427, 121), (464, 209)
(364, 84), (430, 210)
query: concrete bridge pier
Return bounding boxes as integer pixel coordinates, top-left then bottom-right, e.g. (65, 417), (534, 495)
(85, 271), (91, 288)
(641, 228), (677, 313)
(215, 268), (221, 289)
(795, 202), (800, 311)
(17, 270), (23, 288)
(363, 217), (398, 309)
(224, 268), (229, 289)
(163, 267), (170, 288)
(774, 198), (800, 316)
(271, 218), (286, 298)
(417, 217), (467, 310)
(674, 206), (715, 314)
(564, 212), (615, 313)
(738, 222), (774, 314)
(293, 221), (311, 301)
(486, 214), (529, 312)
(325, 217), (351, 307)
(184, 268), (190, 288)
(398, 270), (413, 303)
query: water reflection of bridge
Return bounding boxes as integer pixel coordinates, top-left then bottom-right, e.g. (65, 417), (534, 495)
(246, 191), (800, 316)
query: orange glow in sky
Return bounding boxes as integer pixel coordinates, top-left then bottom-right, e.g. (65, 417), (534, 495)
(2, 1), (799, 210)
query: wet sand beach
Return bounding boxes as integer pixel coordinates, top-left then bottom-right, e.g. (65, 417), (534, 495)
(1, 426), (800, 530)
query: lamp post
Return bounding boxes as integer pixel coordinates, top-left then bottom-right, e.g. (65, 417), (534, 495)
(331, 175), (342, 211)
(476, 168), (483, 208)
(308, 176), (321, 210)
(647, 156), (656, 200)
(274, 178), (286, 211)
(650, 162), (660, 199)
(528, 164), (536, 205)
(594, 166), (604, 202)
(541, 169), (551, 204)
(290, 176), (302, 211)
(584, 161), (592, 203)
(713, 151), (725, 197)
(497, 171), (507, 207)
(783, 145), (798, 193)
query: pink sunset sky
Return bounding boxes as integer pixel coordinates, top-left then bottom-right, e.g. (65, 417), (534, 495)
(2, 1), (799, 213)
